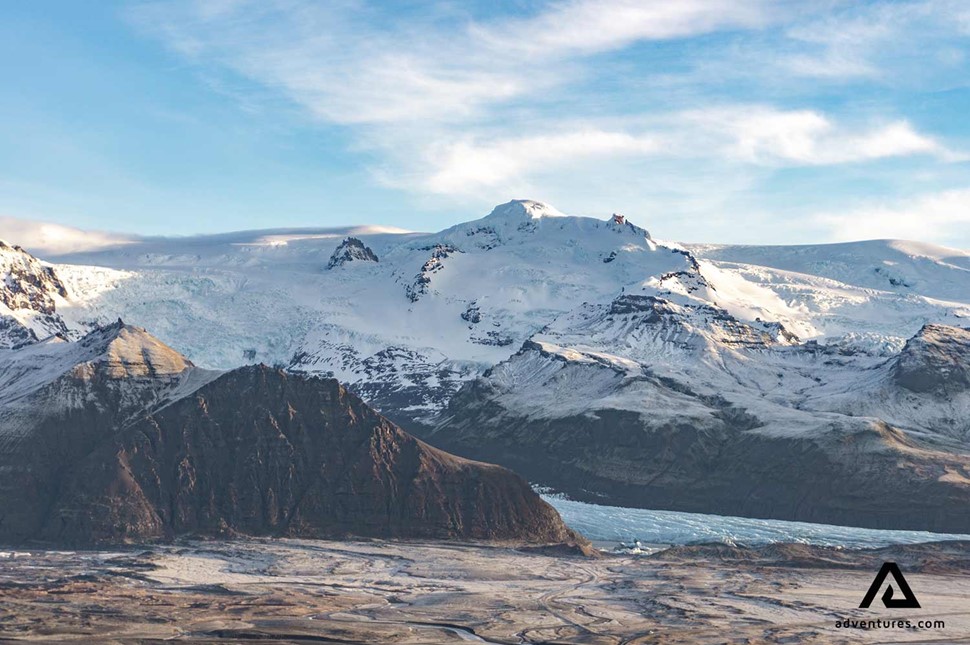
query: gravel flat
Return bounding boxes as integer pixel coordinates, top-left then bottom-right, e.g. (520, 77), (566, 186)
(1, 538), (968, 643)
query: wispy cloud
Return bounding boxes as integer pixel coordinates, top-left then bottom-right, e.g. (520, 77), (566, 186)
(779, 0), (970, 82)
(0, 216), (136, 256)
(379, 108), (960, 198)
(128, 0), (785, 125)
(125, 0), (970, 244)
(474, 0), (779, 57)
(416, 129), (662, 195)
(685, 108), (963, 165)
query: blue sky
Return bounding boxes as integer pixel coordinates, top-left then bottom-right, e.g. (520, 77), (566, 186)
(2, 0), (970, 246)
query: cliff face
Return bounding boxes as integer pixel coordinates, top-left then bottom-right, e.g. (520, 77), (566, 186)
(0, 327), (575, 546)
(0, 240), (67, 314)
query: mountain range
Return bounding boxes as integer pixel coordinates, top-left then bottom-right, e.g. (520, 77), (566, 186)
(2, 199), (969, 533)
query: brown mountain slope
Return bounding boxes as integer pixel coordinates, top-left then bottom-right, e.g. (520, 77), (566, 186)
(26, 363), (576, 546)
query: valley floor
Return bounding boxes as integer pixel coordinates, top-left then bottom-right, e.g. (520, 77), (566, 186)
(1, 538), (968, 644)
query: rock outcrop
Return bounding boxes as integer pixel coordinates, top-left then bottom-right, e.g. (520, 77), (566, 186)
(0, 240), (69, 348)
(0, 240), (68, 314)
(893, 324), (970, 395)
(326, 237), (379, 269)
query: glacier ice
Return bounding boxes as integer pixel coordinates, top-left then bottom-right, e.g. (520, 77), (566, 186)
(543, 495), (970, 549)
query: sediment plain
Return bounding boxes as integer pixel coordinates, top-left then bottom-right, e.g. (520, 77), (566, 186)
(1, 538), (968, 643)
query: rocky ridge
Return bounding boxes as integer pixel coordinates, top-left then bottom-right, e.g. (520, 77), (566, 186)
(326, 237), (379, 269)
(0, 324), (577, 547)
(427, 297), (970, 533)
(0, 241), (70, 348)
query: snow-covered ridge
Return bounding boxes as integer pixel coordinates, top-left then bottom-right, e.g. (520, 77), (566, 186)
(0, 240), (72, 348)
(0, 320), (198, 408)
(2, 199), (968, 426)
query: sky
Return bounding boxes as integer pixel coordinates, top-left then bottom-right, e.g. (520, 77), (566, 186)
(1, 0), (970, 247)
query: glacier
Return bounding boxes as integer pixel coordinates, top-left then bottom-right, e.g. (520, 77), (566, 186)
(542, 494), (970, 549)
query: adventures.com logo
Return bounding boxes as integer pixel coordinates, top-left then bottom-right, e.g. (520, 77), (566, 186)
(834, 562), (945, 631)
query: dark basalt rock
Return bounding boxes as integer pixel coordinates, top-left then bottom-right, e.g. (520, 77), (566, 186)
(894, 324), (970, 394)
(326, 237), (379, 269)
(428, 391), (970, 534)
(605, 294), (796, 347)
(426, 319), (970, 536)
(405, 244), (461, 302)
(0, 315), (38, 348)
(2, 357), (577, 547)
(461, 302), (482, 324)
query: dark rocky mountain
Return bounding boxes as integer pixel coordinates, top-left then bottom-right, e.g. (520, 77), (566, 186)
(326, 236), (379, 269)
(0, 325), (577, 547)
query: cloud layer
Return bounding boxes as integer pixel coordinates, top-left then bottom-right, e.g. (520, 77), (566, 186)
(126, 0), (970, 244)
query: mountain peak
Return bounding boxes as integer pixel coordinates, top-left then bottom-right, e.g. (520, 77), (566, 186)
(1, 354), (580, 546)
(485, 200), (567, 221)
(326, 236), (379, 269)
(76, 321), (194, 379)
(0, 240), (70, 348)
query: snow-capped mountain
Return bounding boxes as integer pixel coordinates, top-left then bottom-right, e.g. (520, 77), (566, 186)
(18, 200), (969, 428)
(4, 199), (970, 531)
(34, 201), (702, 424)
(427, 291), (970, 532)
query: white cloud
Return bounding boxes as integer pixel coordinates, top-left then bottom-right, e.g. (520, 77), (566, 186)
(378, 108), (960, 198)
(813, 188), (970, 245)
(420, 129), (661, 194)
(0, 217), (136, 256)
(124, 0), (970, 247)
(777, 0), (970, 81)
(686, 108), (962, 165)
(475, 0), (777, 57)
(128, 0), (781, 125)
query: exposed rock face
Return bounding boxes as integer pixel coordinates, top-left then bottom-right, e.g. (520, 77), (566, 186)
(38, 366), (574, 545)
(425, 311), (970, 534)
(0, 316), (38, 348)
(894, 324), (970, 394)
(406, 243), (461, 302)
(430, 402), (970, 533)
(0, 240), (68, 314)
(0, 325), (576, 547)
(326, 237), (379, 269)
(0, 322), (213, 544)
(0, 241), (69, 348)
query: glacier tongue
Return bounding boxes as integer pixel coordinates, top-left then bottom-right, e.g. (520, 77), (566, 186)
(543, 495), (970, 549)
